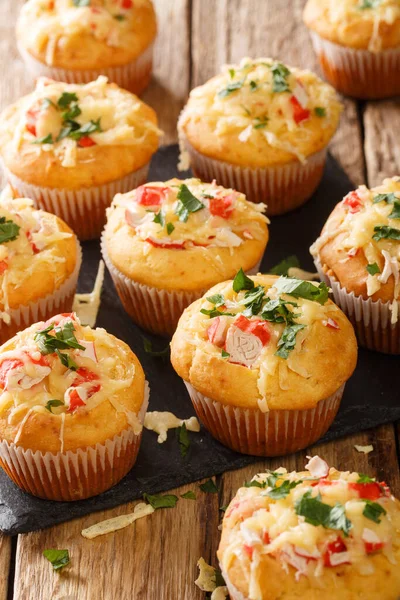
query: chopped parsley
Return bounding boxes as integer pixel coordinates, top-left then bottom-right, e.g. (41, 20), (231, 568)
(68, 118), (102, 141)
(33, 134), (54, 145)
(249, 80), (258, 92)
(260, 297), (300, 324)
(206, 293), (225, 307)
(373, 192), (400, 219)
(45, 399), (65, 413)
(166, 222), (175, 235)
(181, 490), (196, 500)
(56, 350), (78, 370)
(228, 68), (236, 79)
(269, 255), (300, 276)
(200, 307), (235, 318)
(253, 116), (269, 129)
(114, 14), (126, 20)
(199, 479), (219, 494)
(275, 323), (306, 359)
(363, 500), (387, 523)
(357, 474), (376, 483)
(314, 107), (326, 117)
(43, 549), (70, 571)
(143, 493), (178, 509)
(221, 349), (230, 359)
(270, 62), (291, 93)
(359, 0), (381, 8)
(217, 79), (245, 98)
(73, 0), (90, 6)
(232, 268), (254, 293)
(295, 491), (352, 536)
(41, 98), (56, 110)
(57, 92), (79, 109)
(244, 479), (267, 489)
(372, 225), (400, 241)
(177, 423), (190, 458)
(153, 209), (165, 227)
(34, 321), (85, 356)
(175, 184), (205, 222)
(241, 286), (265, 316)
(0, 217), (20, 244)
(389, 203), (400, 219)
(267, 479), (303, 499)
(273, 277), (329, 305)
(142, 336), (169, 358)
(366, 262), (380, 276)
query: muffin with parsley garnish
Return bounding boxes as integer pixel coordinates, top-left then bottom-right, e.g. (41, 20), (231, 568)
(16, 0), (157, 95)
(171, 272), (357, 456)
(0, 185), (81, 346)
(311, 177), (400, 354)
(0, 76), (161, 240)
(102, 178), (269, 336)
(178, 57), (342, 215)
(218, 455), (400, 600)
(304, 0), (400, 99)
(0, 312), (148, 501)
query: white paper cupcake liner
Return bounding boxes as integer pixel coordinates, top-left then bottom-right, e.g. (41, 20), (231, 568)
(101, 233), (262, 337)
(314, 258), (400, 354)
(181, 136), (327, 216)
(17, 42), (154, 95)
(0, 241), (82, 346)
(4, 163), (149, 241)
(0, 381), (149, 501)
(184, 381), (344, 457)
(310, 31), (400, 99)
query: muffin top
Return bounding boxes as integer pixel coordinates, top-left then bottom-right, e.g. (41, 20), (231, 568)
(0, 76), (161, 189)
(304, 0), (400, 52)
(170, 273), (357, 411)
(311, 177), (400, 320)
(17, 0), (157, 69)
(178, 58), (342, 169)
(0, 186), (78, 322)
(103, 178), (269, 291)
(218, 456), (400, 600)
(0, 312), (145, 453)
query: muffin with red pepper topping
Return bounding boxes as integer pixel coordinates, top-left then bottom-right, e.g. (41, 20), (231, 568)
(178, 57), (342, 215)
(0, 76), (161, 240)
(17, 0), (157, 94)
(311, 177), (400, 353)
(304, 0), (400, 99)
(218, 455), (400, 600)
(0, 185), (81, 346)
(0, 312), (148, 501)
(171, 273), (357, 456)
(102, 178), (269, 336)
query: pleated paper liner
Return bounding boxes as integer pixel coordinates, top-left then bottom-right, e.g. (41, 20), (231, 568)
(309, 32), (400, 100)
(101, 233), (262, 337)
(0, 241), (82, 346)
(314, 259), (400, 354)
(181, 136), (327, 216)
(0, 383), (149, 502)
(17, 43), (154, 96)
(184, 382), (345, 457)
(4, 163), (149, 241)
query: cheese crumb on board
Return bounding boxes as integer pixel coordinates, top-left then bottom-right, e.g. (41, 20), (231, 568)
(354, 444), (374, 454)
(81, 503), (154, 539)
(195, 558), (218, 593)
(211, 587), (228, 600)
(144, 411), (200, 443)
(73, 261), (104, 327)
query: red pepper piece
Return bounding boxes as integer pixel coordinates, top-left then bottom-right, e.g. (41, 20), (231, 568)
(290, 96), (310, 124)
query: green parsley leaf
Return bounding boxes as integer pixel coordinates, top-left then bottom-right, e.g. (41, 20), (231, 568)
(143, 493), (179, 509)
(314, 107), (326, 117)
(181, 490), (196, 500)
(389, 202), (400, 219)
(260, 297), (299, 325)
(206, 293), (225, 307)
(241, 286), (265, 315)
(175, 184), (205, 222)
(57, 92), (79, 109)
(221, 349), (230, 359)
(269, 255), (300, 276)
(34, 321), (85, 355)
(69, 118), (102, 141)
(200, 308), (235, 318)
(244, 479), (267, 489)
(359, 0), (381, 9)
(241, 104), (251, 116)
(228, 68), (235, 79)
(295, 491), (352, 536)
(166, 222), (175, 235)
(249, 80), (258, 92)
(45, 399), (65, 413)
(114, 14), (126, 20)
(214, 568), (226, 588)
(373, 192), (398, 204)
(56, 349), (78, 371)
(142, 336), (169, 358)
(41, 98), (56, 110)
(43, 549), (70, 571)
(199, 479), (219, 494)
(267, 479), (302, 499)
(372, 225), (400, 242)
(0, 217), (20, 244)
(271, 62), (291, 93)
(62, 102), (81, 122)
(275, 323), (306, 359)
(177, 423), (190, 458)
(32, 133), (54, 145)
(366, 262), (380, 276)
(357, 474), (376, 483)
(273, 277), (329, 305)
(233, 268), (255, 293)
(217, 79), (245, 98)
(153, 209), (165, 227)
(73, 0), (91, 6)
(363, 500), (387, 523)
(219, 505), (228, 512)
(326, 503), (353, 536)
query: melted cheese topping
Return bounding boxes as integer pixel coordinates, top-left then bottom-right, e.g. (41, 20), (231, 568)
(0, 76), (162, 168)
(178, 57), (341, 165)
(107, 178), (269, 250)
(18, 0), (154, 62)
(311, 177), (400, 321)
(73, 260), (104, 327)
(220, 458), (400, 596)
(144, 411), (200, 443)
(0, 185), (74, 323)
(0, 313), (142, 444)
(81, 502), (154, 539)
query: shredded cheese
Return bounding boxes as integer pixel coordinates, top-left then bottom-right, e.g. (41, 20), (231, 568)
(81, 503), (154, 539)
(354, 444), (374, 454)
(144, 411), (200, 443)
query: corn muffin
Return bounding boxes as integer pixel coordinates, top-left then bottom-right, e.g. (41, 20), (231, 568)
(311, 177), (400, 353)
(0, 312), (148, 501)
(17, 0), (157, 94)
(0, 185), (81, 346)
(102, 178), (269, 336)
(178, 57), (342, 215)
(171, 273), (357, 456)
(218, 456), (400, 599)
(0, 76), (161, 240)
(304, 0), (400, 98)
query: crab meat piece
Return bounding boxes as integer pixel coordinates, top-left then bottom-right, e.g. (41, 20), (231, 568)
(125, 205), (154, 229)
(78, 340), (98, 363)
(208, 193), (236, 219)
(347, 247), (359, 258)
(305, 455), (329, 479)
(44, 313), (78, 328)
(323, 537), (350, 567)
(293, 546), (320, 560)
(207, 316), (229, 347)
(322, 318), (340, 330)
(0, 356), (51, 391)
(290, 94), (310, 124)
(226, 316), (271, 368)
(280, 544), (309, 577)
(348, 482), (382, 500)
(65, 386), (87, 412)
(329, 551), (351, 566)
(362, 528), (384, 553)
(145, 237), (185, 249)
(343, 191), (363, 213)
(135, 185), (169, 207)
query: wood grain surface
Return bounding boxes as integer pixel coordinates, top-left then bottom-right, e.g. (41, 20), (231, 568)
(0, 1), (399, 600)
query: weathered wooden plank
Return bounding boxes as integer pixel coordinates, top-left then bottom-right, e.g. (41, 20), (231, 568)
(0, 535), (12, 600)
(364, 100), (400, 186)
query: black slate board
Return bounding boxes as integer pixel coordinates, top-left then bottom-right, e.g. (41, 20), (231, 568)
(1, 145), (399, 536)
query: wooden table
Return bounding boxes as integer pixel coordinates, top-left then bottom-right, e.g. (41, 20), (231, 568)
(1, 1), (400, 598)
